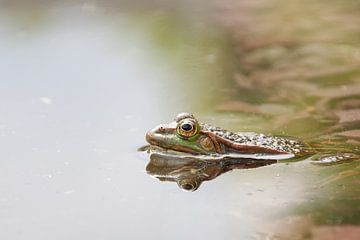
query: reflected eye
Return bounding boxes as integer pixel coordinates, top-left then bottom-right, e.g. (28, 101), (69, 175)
(177, 120), (198, 138)
(177, 179), (200, 191)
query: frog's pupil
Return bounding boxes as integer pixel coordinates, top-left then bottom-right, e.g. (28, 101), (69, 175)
(181, 123), (192, 131)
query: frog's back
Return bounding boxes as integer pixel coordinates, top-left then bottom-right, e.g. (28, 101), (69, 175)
(201, 123), (307, 155)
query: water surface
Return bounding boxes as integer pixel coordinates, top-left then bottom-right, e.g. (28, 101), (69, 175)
(0, 1), (359, 239)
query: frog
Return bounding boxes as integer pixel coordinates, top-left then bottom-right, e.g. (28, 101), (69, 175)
(146, 112), (309, 159)
(143, 113), (359, 191)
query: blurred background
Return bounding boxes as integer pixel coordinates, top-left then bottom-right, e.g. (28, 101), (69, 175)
(0, 0), (359, 239)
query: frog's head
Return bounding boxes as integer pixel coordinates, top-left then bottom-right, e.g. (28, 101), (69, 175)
(146, 113), (218, 155)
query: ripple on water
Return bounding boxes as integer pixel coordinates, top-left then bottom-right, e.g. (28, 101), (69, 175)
(311, 153), (358, 165)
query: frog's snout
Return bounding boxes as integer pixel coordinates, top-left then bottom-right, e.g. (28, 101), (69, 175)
(145, 125), (165, 145)
(145, 128), (156, 145)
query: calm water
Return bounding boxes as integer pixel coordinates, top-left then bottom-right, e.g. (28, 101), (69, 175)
(0, 1), (359, 239)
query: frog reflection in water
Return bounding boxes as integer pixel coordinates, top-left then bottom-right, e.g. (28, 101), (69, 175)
(144, 112), (316, 191)
(146, 153), (277, 191)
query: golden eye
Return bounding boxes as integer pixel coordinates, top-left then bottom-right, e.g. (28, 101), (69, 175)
(177, 120), (198, 138)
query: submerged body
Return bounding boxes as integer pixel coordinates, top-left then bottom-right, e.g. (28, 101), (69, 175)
(146, 113), (309, 158)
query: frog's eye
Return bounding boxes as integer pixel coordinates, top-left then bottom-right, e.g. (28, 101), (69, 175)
(177, 119), (198, 138)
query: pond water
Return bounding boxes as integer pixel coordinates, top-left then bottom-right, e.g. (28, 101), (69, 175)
(0, 1), (359, 239)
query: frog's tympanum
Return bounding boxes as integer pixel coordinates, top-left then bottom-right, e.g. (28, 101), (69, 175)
(142, 112), (314, 191)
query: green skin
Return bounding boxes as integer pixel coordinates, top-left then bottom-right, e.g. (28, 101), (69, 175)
(146, 113), (302, 155)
